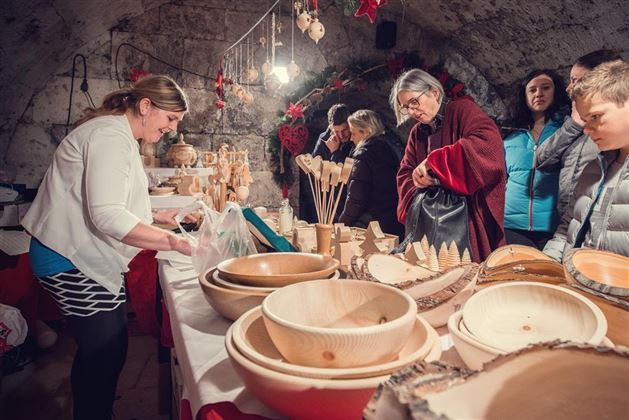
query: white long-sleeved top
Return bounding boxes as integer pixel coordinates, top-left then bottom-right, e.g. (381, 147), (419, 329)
(22, 115), (152, 294)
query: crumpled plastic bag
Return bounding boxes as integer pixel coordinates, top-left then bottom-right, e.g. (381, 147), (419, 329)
(0, 304), (28, 354)
(175, 201), (257, 275)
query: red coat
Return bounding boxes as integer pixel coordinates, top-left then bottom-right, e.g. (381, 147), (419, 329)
(397, 97), (506, 262)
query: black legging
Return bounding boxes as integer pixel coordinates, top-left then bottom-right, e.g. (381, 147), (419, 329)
(66, 302), (128, 420)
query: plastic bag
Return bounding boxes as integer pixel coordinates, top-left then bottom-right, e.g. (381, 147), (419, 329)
(0, 304), (28, 354)
(176, 201), (257, 275)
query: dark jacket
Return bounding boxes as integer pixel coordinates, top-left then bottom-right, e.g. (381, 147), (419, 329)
(339, 135), (404, 238)
(312, 128), (355, 163)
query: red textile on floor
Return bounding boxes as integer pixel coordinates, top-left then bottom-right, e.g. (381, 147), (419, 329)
(180, 399), (271, 420)
(397, 96), (506, 262)
(125, 250), (159, 337)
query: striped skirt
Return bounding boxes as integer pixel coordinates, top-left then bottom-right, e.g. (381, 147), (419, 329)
(37, 269), (126, 317)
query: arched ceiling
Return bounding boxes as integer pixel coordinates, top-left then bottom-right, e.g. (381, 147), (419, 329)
(1, 0), (628, 162)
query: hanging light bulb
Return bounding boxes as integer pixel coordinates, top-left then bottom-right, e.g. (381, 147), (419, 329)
(296, 12), (311, 33)
(308, 18), (325, 44)
(287, 61), (301, 80)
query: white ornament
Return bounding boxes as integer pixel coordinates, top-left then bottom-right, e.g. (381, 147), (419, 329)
(287, 61), (301, 80)
(246, 67), (259, 83)
(308, 18), (325, 44)
(261, 60), (272, 76)
(296, 12), (312, 33)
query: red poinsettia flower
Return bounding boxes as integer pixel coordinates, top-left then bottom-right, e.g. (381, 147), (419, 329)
(333, 78), (344, 90)
(286, 102), (305, 121)
(129, 67), (152, 82)
(354, 0), (388, 24)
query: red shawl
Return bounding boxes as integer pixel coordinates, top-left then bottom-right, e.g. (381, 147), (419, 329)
(397, 97), (506, 262)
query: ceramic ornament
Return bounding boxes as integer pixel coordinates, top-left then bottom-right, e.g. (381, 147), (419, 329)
(296, 11), (312, 32)
(308, 18), (325, 44)
(261, 60), (272, 75)
(264, 73), (282, 92)
(287, 60), (300, 80)
(246, 67), (259, 82)
(427, 245), (440, 272)
(242, 91), (254, 105)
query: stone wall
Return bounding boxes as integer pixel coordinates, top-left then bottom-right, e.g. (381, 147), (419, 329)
(2, 0), (505, 211)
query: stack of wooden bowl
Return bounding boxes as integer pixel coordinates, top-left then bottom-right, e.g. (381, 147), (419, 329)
(225, 279), (443, 420)
(448, 281), (610, 370)
(563, 248), (629, 309)
(198, 253), (339, 321)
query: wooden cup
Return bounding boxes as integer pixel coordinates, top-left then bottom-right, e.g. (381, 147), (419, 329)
(315, 223), (333, 256)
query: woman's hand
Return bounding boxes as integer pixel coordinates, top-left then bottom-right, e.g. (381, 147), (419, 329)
(412, 159), (437, 188)
(153, 208), (197, 225)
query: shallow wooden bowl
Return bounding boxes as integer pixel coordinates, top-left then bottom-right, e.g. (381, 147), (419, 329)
(233, 306), (438, 380)
(478, 245), (564, 284)
(198, 267), (269, 321)
(213, 269), (341, 294)
(217, 253), (340, 287)
(462, 282), (607, 352)
(362, 253), (437, 285)
(483, 244), (550, 267)
(564, 248), (629, 297)
(262, 279), (417, 368)
(149, 186), (176, 195)
(448, 310), (503, 370)
(225, 325), (391, 420)
(364, 342), (629, 420)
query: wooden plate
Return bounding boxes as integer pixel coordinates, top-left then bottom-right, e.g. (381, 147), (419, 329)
(564, 248), (629, 297)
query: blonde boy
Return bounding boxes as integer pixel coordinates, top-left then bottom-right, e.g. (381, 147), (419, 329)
(544, 60), (629, 261)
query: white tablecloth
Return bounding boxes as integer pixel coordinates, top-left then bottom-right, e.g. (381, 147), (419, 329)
(158, 260), (282, 419)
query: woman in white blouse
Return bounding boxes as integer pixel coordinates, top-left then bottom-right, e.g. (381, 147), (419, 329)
(22, 75), (192, 420)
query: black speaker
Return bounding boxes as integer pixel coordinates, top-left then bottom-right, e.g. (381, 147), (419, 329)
(375, 21), (397, 50)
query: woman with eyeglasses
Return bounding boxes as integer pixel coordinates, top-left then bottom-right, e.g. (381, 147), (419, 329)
(390, 69), (506, 262)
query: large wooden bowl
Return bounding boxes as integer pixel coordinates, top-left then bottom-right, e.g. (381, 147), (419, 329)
(233, 306), (438, 380)
(448, 310), (503, 370)
(462, 282), (607, 352)
(564, 248), (629, 297)
(225, 325), (391, 420)
(213, 269), (341, 294)
(217, 253), (340, 287)
(262, 279), (417, 368)
(478, 244), (564, 284)
(198, 267), (269, 321)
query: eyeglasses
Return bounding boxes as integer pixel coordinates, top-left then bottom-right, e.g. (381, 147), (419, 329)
(399, 91), (428, 115)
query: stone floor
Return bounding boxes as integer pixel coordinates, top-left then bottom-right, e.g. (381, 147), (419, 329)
(0, 318), (169, 420)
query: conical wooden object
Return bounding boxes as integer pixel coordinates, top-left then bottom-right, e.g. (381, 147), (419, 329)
(438, 243), (448, 271)
(447, 241), (461, 268)
(420, 236), (430, 259)
(427, 245), (440, 272)
(462, 248), (472, 264)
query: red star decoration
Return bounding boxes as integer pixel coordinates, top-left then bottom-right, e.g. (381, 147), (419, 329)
(285, 102), (305, 121)
(215, 99), (225, 109)
(354, 0), (388, 24)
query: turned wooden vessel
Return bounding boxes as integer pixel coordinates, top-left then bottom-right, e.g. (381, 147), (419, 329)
(462, 282), (607, 352)
(564, 248), (629, 298)
(364, 343), (629, 420)
(478, 244), (564, 284)
(232, 306), (440, 380)
(166, 134), (197, 167)
(217, 253), (339, 287)
(198, 267), (268, 321)
(262, 279), (417, 368)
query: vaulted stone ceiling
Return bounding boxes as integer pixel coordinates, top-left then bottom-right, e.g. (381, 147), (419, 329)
(1, 0), (628, 165)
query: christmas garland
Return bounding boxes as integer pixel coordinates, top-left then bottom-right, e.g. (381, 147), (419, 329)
(268, 51), (469, 189)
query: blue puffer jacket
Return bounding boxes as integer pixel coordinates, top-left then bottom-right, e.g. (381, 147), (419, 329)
(504, 117), (564, 232)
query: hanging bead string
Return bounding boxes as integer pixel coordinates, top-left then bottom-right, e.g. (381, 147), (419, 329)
(239, 43), (243, 83)
(271, 12), (276, 68)
(266, 17), (270, 65)
(291, 0), (295, 62)
(222, 0), (280, 55)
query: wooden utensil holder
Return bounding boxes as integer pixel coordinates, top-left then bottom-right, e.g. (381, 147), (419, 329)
(315, 223), (333, 256)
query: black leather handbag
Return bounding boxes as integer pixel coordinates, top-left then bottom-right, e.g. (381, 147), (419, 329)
(394, 184), (471, 254)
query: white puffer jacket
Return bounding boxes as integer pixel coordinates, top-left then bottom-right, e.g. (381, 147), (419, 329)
(544, 151), (629, 262)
